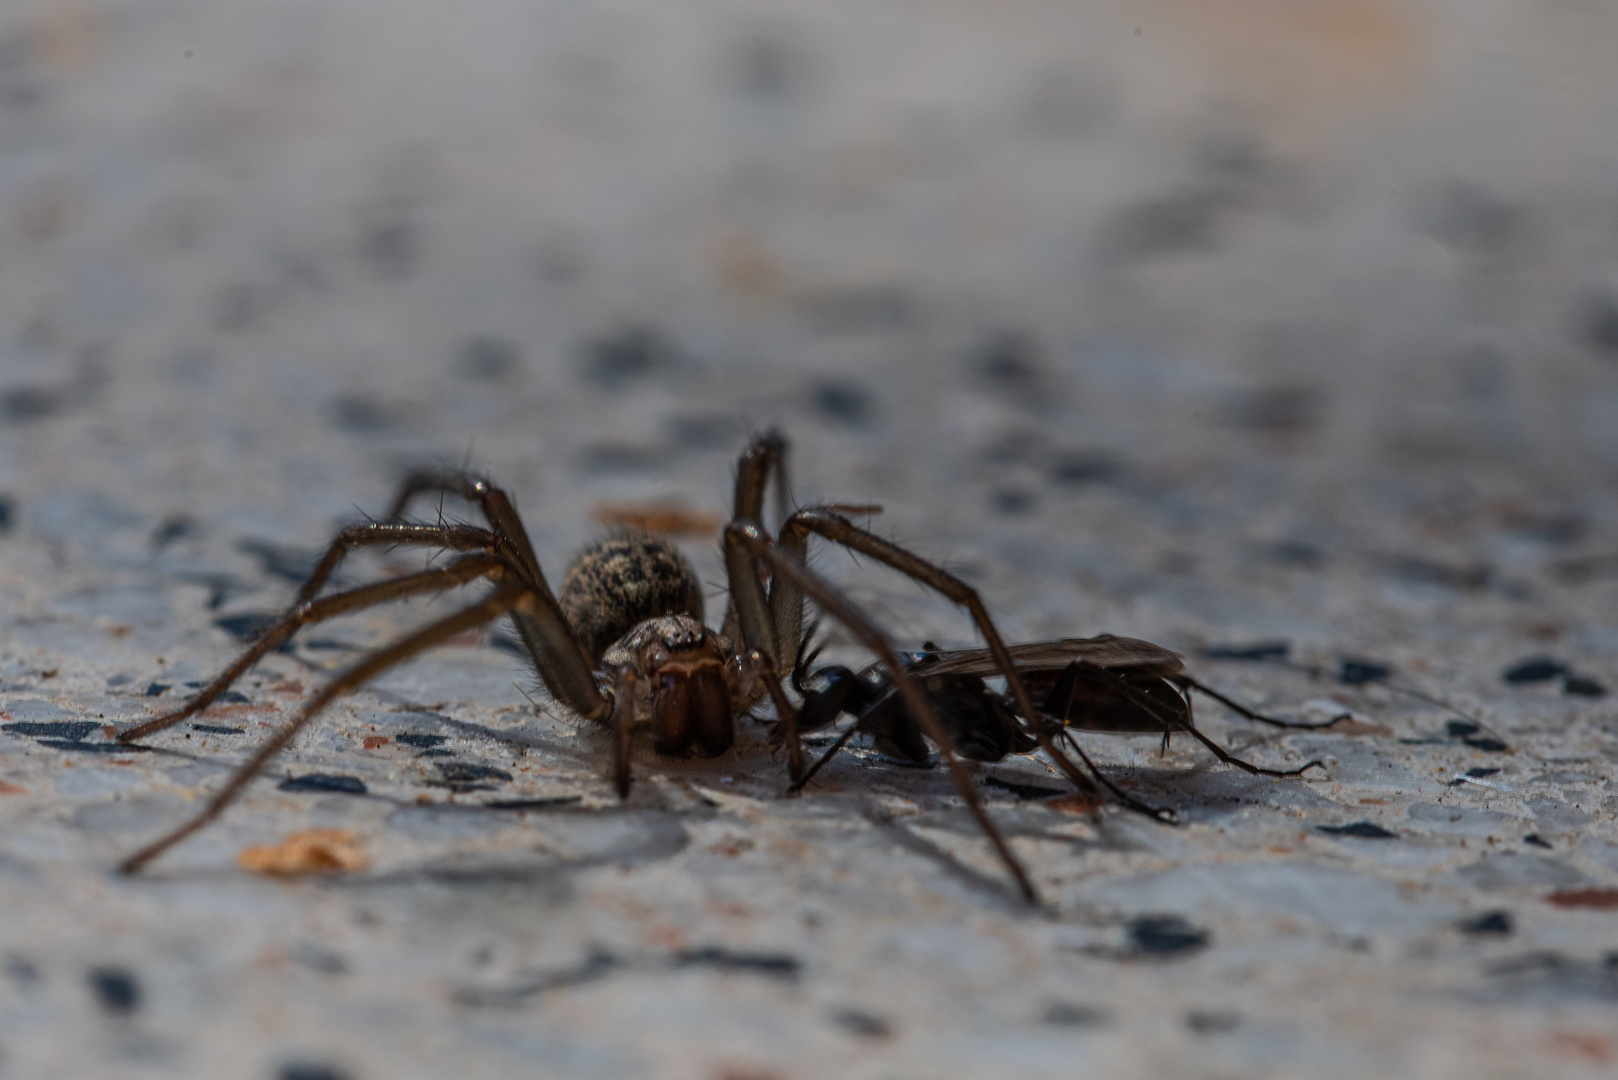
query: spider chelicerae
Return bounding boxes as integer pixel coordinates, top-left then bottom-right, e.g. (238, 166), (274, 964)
(115, 431), (1323, 903)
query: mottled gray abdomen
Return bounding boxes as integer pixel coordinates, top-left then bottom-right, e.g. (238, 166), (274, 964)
(558, 535), (705, 664)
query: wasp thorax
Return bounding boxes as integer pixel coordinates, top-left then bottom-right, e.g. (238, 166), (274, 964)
(602, 614), (735, 759)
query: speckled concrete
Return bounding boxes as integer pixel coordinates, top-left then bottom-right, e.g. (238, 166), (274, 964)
(3, 1), (1618, 1077)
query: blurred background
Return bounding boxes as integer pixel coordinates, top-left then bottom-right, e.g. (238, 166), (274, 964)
(2, 0), (1618, 650)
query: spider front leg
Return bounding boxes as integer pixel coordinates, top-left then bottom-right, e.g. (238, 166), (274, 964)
(383, 469), (549, 588)
(724, 522), (1040, 906)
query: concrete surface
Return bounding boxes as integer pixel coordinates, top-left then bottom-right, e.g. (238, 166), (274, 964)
(2, 1), (1618, 1077)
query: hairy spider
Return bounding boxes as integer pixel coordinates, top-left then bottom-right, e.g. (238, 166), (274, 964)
(114, 431), (1324, 904)
(115, 433), (1053, 898)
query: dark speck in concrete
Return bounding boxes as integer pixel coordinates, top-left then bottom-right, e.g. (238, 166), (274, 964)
(1580, 291), (1618, 357)
(489, 633), (528, 658)
(1340, 659), (1392, 685)
(329, 393), (402, 434)
(3, 721), (99, 741)
(802, 287), (912, 332)
(1523, 834), (1553, 850)
(395, 733), (447, 749)
(5, 955), (39, 985)
(810, 379), (875, 426)
(459, 336), (521, 380)
(1106, 188), (1228, 260)
(580, 325), (680, 387)
(483, 796), (582, 811)
(279, 1062), (351, 1080)
(673, 946), (801, 980)
(1048, 450), (1123, 486)
(0, 494), (13, 533)
(148, 515), (198, 549)
(831, 1008), (892, 1039)
(1384, 556), (1491, 591)
(359, 217), (418, 280)
(191, 724), (244, 735)
(1043, 1002), (1110, 1027)
(430, 763), (512, 791)
(1261, 540), (1325, 567)
(1127, 915), (1209, 957)
(1219, 385), (1322, 434)
(39, 740), (152, 754)
(1465, 767), (1500, 778)
(1503, 657), (1566, 684)
(1318, 821), (1397, 839)
(1564, 675), (1605, 698)
(991, 488), (1036, 515)
(88, 966), (140, 1015)
(1420, 181), (1525, 256)
(213, 612), (280, 643)
(142, 683), (170, 697)
(1461, 911), (1514, 935)
(1186, 1010), (1241, 1034)
(974, 330), (1043, 391)
(279, 775), (367, 795)
(1202, 640), (1289, 662)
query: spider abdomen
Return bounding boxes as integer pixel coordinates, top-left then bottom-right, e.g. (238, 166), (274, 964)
(559, 535), (705, 664)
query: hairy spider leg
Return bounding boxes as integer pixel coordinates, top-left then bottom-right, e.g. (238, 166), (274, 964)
(118, 525), (505, 742)
(725, 522), (1040, 906)
(382, 470), (546, 587)
(1172, 675), (1342, 730)
(766, 507), (1107, 804)
(119, 577), (538, 874)
(380, 471), (605, 720)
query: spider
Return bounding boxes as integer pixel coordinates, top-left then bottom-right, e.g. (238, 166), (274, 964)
(114, 431), (1322, 904)
(115, 433), (1044, 896)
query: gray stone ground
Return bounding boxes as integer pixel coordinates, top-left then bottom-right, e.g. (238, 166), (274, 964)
(3, 1), (1618, 1076)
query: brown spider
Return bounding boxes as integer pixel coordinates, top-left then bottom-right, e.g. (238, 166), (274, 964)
(114, 432), (1056, 897)
(114, 432), (1324, 903)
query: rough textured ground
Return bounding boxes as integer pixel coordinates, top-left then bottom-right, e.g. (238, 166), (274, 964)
(3, 1), (1618, 1077)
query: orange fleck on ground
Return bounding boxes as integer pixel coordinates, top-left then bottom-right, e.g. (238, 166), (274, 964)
(1046, 793), (1102, 814)
(0, 780), (26, 795)
(362, 735), (390, 750)
(1330, 717), (1393, 736)
(1545, 888), (1618, 910)
(236, 828), (368, 876)
(267, 680), (304, 694)
(591, 502), (723, 537)
(1546, 1029), (1614, 1063)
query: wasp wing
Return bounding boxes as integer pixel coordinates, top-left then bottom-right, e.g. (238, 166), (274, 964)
(907, 634), (1184, 678)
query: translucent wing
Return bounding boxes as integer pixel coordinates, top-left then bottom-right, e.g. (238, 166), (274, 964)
(907, 634), (1184, 678)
